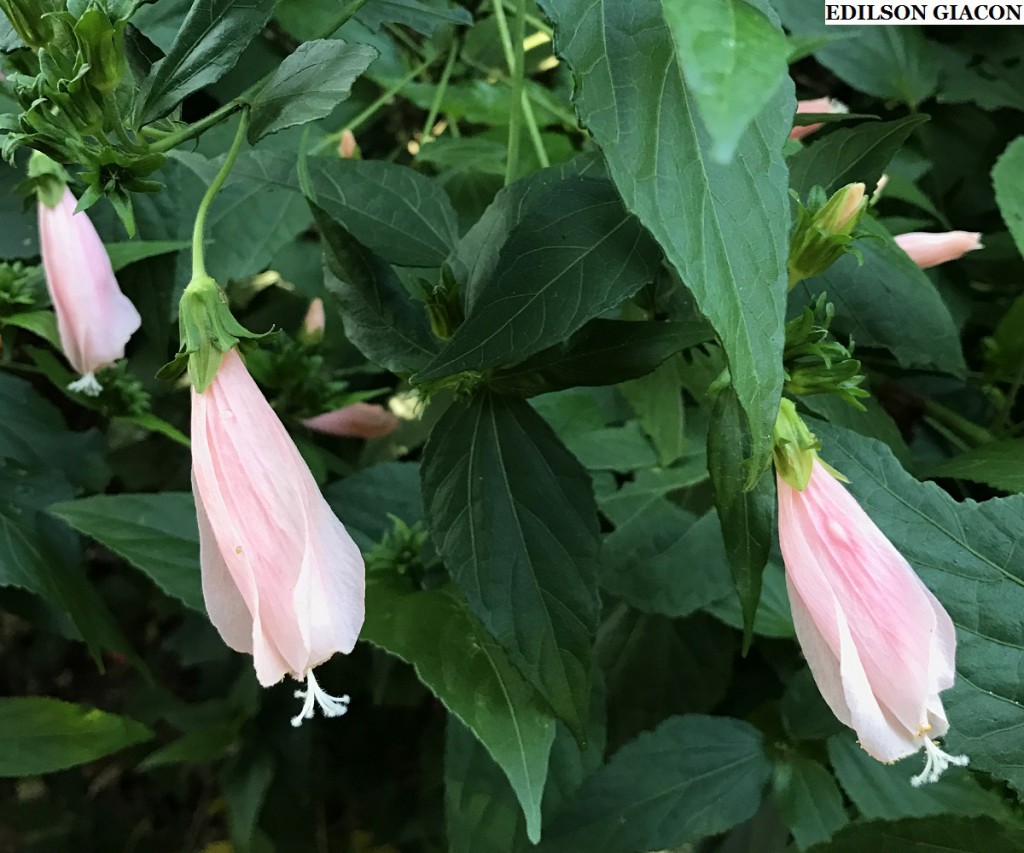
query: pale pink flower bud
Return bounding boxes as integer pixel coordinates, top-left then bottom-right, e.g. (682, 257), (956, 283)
(38, 187), (141, 395)
(304, 403), (400, 439)
(777, 459), (968, 786)
(790, 97), (848, 141)
(191, 349), (365, 725)
(301, 297), (326, 342)
(894, 231), (983, 269)
(339, 129), (357, 159)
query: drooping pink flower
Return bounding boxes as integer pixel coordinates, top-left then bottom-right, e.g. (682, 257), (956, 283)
(191, 348), (365, 725)
(38, 186), (141, 395)
(777, 459), (968, 785)
(304, 402), (399, 439)
(894, 231), (983, 269)
(790, 97), (848, 141)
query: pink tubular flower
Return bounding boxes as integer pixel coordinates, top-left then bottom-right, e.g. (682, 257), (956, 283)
(304, 402), (400, 439)
(790, 97), (848, 141)
(777, 458), (968, 785)
(894, 231), (983, 269)
(38, 187), (141, 395)
(191, 348), (365, 726)
(301, 297), (326, 342)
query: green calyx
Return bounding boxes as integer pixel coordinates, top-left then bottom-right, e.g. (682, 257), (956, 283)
(787, 182), (868, 288)
(26, 151), (71, 207)
(772, 398), (821, 491)
(159, 276), (268, 393)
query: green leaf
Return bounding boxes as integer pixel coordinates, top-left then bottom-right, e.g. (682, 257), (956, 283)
(539, 0), (793, 477)
(810, 421), (1024, 792)
(414, 177), (659, 383)
(806, 816), (1024, 852)
(993, 136), (1024, 261)
(771, 755), (848, 850)
(421, 393), (601, 741)
(789, 115), (930, 199)
(793, 216), (964, 376)
(537, 715), (772, 852)
(49, 493), (203, 612)
(138, 724), (238, 770)
(1, 310), (61, 349)
(220, 747), (275, 853)
(0, 697), (152, 776)
(302, 158), (459, 267)
(105, 239), (190, 271)
(115, 413), (192, 447)
(247, 40), (378, 143)
(773, 0), (941, 107)
(314, 205), (438, 373)
(364, 572), (556, 842)
(708, 387), (776, 645)
(928, 440), (1024, 494)
(357, 0), (472, 36)
(490, 319), (712, 397)
(827, 733), (1011, 822)
(662, 0), (790, 162)
(706, 550), (793, 638)
(325, 461), (423, 550)
(619, 354), (687, 466)
(141, 0), (277, 122)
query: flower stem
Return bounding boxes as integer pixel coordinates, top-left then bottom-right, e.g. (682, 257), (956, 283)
(421, 38), (460, 142)
(150, 101), (244, 154)
(494, 0), (527, 184)
(923, 398), (994, 448)
(190, 109), (250, 282)
(317, 0), (373, 38)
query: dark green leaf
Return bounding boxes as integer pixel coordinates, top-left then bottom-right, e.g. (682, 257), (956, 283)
(220, 748), (275, 853)
(0, 697), (152, 776)
(364, 572), (555, 842)
(789, 115), (930, 199)
(490, 319), (712, 397)
(49, 493), (204, 612)
(325, 461), (423, 550)
(663, 0), (790, 162)
(806, 816), (1024, 852)
(928, 440), (1024, 493)
(247, 40), (378, 143)
(421, 393), (601, 740)
(537, 715), (772, 852)
(793, 216), (964, 376)
(706, 551), (793, 638)
(1, 311), (61, 349)
(708, 387), (776, 644)
(993, 136), (1024, 260)
(141, 0), (277, 122)
(314, 205), (438, 373)
(303, 158), (459, 267)
(772, 755), (848, 850)
(358, 0), (472, 36)
(0, 162), (38, 258)
(415, 177), (659, 382)
(811, 421), (1024, 791)
(539, 0), (792, 476)
(827, 733), (1011, 821)
(105, 239), (190, 271)
(619, 354), (687, 465)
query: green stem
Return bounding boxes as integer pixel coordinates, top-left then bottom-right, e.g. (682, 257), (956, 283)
(491, 0), (516, 69)
(993, 355), (1024, 435)
(317, 0), (373, 38)
(500, 0), (553, 34)
(923, 398), (994, 448)
(521, 92), (549, 167)
(501, 0), (527, 184)
(190, 110), (250, 282)
(151, 101), (243, 154)
(422, 38), (460, 141)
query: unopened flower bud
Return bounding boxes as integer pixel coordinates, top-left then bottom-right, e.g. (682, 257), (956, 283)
(299, 297), (325, 344)
(338, 129), (358, 159)
(788, 183), (868, 288)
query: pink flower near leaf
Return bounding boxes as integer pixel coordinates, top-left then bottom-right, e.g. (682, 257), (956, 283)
(301, 297), (326, 341)
(191, 348), (365, 725)
(38, 187), (141, 395)
(894, 231), (983, 269)
(777, 459), (968, 785)
(304, 403), (399, 439)
(790, 97), (848, 141)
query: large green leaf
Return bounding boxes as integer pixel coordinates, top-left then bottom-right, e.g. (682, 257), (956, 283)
(414, 177), (659, 383)
(539, 0), (793, 476)
(314, 206), (438, 373)
(302, 158), (459, 267)
(771, 755), (848, 850)
(662, 0), (790, 163)
(421, 393), (602, 740)
(49, 493), (204, 612)
(793, 216), (965, 376)
(619, 354), (687, 466)
(993, 136), (1024, 260)
(357, 0), (472, 36)
(364, 572), (555, 842)
(807, 816), (1024, 852)
(811, 421), (1024, 791)
(789, 115), (930, 199)
(325, 461), (423, 550)
(141, 0), (277, 122)
(0, 697), (152, 776)
(247, 40), (379, 143)
(490, 319), (711, 397)
(928, 440), (1024, 494)
(536, 715), (772, 852)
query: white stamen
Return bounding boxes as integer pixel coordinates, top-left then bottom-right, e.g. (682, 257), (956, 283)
(290, 669), (350, 728)
(68, 373), (103, 396)
(910, 737), (969, 787)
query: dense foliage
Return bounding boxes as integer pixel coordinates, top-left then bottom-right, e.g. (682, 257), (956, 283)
(1, 0), (1024, 851)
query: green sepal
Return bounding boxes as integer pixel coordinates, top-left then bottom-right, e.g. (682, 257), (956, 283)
(25, 151), (71, 207)
(0, 0), (63, 47)
(420, 263), (465, 341)
(772, 398), (820, 491)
